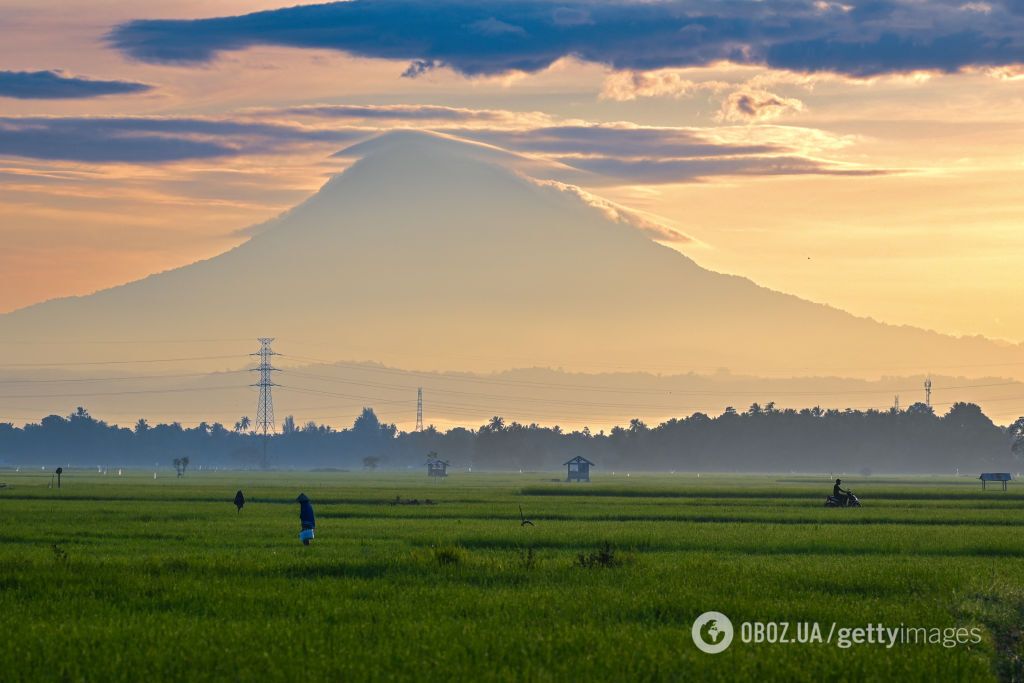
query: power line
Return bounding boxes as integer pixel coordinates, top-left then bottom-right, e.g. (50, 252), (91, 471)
(0, 345), (1020, 383)
(276, 385), (414, 405)
(279, 362), (1022, 399)
(280, 379), (722, 412)
(0, 370), (249, 385)
(277, 342), (1024, 374)
(0, 358), (1014, 398)
(0, 354), (243, 368)
(0, 338), (252, 346)
(0, 385), (244, 400)
(0, 405), (329, 419)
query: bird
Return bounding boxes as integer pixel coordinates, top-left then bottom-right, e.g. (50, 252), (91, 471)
(519, 505), (534, 527)
(234, 490), (245, 513)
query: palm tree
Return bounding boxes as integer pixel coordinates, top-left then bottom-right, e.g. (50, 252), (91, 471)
(236, 416), (251, 433)
(1010, 417), (1024, 461)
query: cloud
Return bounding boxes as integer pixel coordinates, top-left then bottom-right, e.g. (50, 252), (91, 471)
(600, 70), (730, 101)
(0, 70), (152, 99)
(0, 117), (359, 163)
(454, 125), (780, 158)
(0, 107), (888, 182)
(431, 123), (887, 183)
(300, 111), (889, 183)
(707, 124), (859, 153)
(982, 64), (1024, 79)
(268, 104), (556, 128)
(532, 178), (695, 243)
(717, 90), (806, 122)
(109, 0), (1024, 77)
(281, 104), (505, 121)
(469, 17), (527, 36)
(552, 155), (885, 185)
(551, 7), (594, 27)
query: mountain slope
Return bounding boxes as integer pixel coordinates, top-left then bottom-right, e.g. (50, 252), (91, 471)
(2, 130), (1022, 380)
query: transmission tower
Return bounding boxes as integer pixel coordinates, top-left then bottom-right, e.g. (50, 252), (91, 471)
(924, 376), (932, 408)
(893, 395), (900, 411)
(415, 387), (424, 432)
(250, 338), (278, 436)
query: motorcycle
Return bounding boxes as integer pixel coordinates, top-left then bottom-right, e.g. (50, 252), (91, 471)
(824, 490), (861, 507)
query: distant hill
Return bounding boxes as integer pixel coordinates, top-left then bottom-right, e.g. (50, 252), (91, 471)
(0, 358), (1021, 431)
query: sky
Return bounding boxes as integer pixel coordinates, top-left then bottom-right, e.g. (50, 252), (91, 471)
(2, 0), (1024, 345)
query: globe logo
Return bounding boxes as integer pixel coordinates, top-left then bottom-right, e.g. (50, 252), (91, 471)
(692, 611), (734, 654)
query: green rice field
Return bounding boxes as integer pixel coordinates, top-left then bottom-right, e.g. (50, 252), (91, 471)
(0, 470), (1021, 681)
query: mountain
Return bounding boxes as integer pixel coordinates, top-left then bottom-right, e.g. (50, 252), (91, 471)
(2, 130), (1022, 385)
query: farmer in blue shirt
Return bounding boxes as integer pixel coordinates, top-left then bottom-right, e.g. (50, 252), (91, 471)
(297, 493), (316, 545)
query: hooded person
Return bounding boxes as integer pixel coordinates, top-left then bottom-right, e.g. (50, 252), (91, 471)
(297, 493), (316, 545)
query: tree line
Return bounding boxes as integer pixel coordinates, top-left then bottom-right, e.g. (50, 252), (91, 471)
(1, 403), (1022, 474)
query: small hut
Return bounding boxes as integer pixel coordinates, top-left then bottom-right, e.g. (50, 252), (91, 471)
(564, 456), (594, 483)
(979, 472), (1012, 491)
(426, 457), (449, 478)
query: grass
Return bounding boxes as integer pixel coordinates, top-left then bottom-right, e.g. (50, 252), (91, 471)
(0, 469), (1022, 681)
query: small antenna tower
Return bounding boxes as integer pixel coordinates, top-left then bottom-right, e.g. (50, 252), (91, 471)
(924, 375), (932, 408)
(415, 387), (424, 432)
(251, 338), (278, 436)
(893, 395), (900, 411)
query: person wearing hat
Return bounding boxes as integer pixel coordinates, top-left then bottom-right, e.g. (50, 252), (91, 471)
(297, 493), (316, 545)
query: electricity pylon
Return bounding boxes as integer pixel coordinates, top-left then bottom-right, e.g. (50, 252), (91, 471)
(415, 387), (424, 432)
(250, 338), (278, 468)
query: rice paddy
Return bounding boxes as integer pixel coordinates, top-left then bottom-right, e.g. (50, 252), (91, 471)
(1, 470), (1021, 681)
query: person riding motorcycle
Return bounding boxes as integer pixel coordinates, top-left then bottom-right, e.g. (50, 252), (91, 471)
(832, 478), (851, 506)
